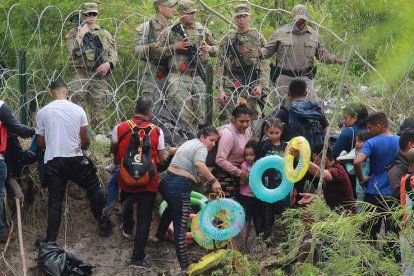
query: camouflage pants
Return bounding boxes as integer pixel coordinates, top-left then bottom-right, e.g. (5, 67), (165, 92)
(68, 69), (110, 128)
(165, 73), (206, 128)
(217, 85), (259, 125)
(272, 75), (318, 106)
(138, 62), (168, 112)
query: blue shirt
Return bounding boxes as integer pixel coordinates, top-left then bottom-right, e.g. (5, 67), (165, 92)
(360, 134), (400, 195)
(333, 124), (366, 159)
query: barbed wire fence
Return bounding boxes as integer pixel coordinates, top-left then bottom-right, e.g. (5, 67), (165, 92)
(0, 1), (413, 274)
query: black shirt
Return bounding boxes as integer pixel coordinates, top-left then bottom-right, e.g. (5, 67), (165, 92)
(257, 140), (286, 189)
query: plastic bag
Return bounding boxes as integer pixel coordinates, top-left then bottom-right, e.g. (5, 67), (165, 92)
(38, 242), (93, 276)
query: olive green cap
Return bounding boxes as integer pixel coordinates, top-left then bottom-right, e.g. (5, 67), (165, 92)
(233, 3), (251, 17)
(292, 4), (308, 22)
(178, 0), (197, 13)
(80, 3), (99, 14)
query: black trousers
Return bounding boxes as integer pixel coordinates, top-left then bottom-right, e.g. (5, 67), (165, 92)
(121, 191), (156, 262)
(46, 156), (105, 242)
(362, 194), (400, 261)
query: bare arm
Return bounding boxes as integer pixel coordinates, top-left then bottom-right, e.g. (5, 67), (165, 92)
(353, 152), (368, 183)
(36, 134), (46, 149)
(157, 150), (165, 164)
(80, 126), (90, 149)
(308, 161), (333, 182)
(195, 160), (221, 192)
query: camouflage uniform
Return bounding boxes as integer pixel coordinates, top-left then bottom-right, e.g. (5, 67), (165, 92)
(261, 4), (344, 103)
(216, 4), (269, 123)
(155, 0), (217, 127)
(133, 0), (177, 110)
(66, 3), (117, 127)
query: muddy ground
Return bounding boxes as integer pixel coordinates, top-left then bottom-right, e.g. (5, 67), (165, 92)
(0, 163), (286, 276)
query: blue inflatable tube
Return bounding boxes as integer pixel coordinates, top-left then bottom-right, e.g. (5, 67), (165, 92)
(249, 155), (294, 203)
(199, 198), (245, 241)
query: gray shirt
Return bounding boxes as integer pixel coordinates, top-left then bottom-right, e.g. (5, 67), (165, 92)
(170, 138), (208, 177)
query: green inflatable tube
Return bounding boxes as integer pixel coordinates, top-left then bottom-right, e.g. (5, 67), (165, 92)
(159, 191), (208, 217)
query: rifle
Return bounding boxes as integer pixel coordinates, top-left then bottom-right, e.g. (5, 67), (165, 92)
(69, 13), (105, 70)
(171, 23), (206, 83)
(148, 20), (156, 44)
(227, 36), (266, 113)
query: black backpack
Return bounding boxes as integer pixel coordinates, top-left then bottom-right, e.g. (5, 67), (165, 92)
(119, 120), (157, 186)
(285, 101), (324, 148)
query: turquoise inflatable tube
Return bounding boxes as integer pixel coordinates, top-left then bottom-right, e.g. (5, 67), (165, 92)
(249, 155), (294, 203)
(159, 191), (208, 217)
(199, 198), (245, 241)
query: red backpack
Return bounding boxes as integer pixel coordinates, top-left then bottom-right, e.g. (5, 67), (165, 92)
(0, 121), (7, 155)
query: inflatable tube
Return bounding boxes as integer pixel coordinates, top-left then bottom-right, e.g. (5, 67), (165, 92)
(191, 212), (229, 249)
(165, 214), (196, 245)
(283, 136), (311, 183)
(199, 198), (245, 241)
(159, 191), (208, 217)
(187, 249), (228, 275)
(249, 155), (294, 203)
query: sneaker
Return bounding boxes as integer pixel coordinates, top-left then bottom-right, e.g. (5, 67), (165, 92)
(120, 224), (133, 239)
(130, 259), (151, 268)
(98, 217), (113, 236)
(105, 164), (120, 174)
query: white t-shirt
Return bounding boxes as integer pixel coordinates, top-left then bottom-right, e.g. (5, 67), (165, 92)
(36, 100), (88, 163)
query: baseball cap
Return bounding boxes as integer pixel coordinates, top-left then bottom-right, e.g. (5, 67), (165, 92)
(178, 0), (197, 13)
(292, 4), (308, 22)
(80, 3), (99, 14)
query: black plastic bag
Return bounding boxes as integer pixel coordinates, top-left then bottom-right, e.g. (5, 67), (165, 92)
(38, 242), (93, 276)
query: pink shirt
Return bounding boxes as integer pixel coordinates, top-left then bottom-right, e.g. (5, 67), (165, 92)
(215, 124), (252, 177)
(240, 161), (255, 197)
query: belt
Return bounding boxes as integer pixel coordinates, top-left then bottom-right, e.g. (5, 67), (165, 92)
(278, 67), (313, 78)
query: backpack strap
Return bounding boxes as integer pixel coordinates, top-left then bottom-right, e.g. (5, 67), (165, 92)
(118, 120), (152, 144)
(222, 124), (238, 154)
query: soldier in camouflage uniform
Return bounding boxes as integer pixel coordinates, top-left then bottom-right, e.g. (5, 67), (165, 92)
(261, 4), (345, 104)
(216, 3), (269, 124)
(155, 0), (217, 128)
(66, 3), (117, 128)
(133, 0), (177, 111)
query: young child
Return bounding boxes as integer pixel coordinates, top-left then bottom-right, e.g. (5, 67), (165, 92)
(257, 118), (288, 240)
(239, 140), (261, 252)
(337, 130), (369, 211)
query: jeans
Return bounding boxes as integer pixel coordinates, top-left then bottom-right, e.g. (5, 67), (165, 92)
(104, 169), (119, 211)
(0, 160), (6, 235)
(155, 172), (193, 270)
(46, 156), (105, 242)
(121, 191), (156, 262)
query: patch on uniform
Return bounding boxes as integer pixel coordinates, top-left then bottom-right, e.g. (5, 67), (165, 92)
(240, 48), (250, 53)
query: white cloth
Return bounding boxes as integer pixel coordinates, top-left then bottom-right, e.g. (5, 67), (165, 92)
(36, 100), (88, 163)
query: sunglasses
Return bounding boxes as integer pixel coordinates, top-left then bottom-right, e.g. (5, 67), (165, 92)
(83, 12), (98, 17)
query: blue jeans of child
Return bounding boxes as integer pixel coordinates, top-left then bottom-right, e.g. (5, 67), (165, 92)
(0, 160), (6, 235)
(155, 172), (193, 270)
(104, 169), (119, 212)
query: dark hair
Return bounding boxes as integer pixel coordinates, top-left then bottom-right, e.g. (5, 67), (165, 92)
(312, 143), (333, 161)
(398, 118), (414, 135)
(134, 96), (154, 115)
(196, 123), (219, 138)
(288, 78), (307, 97)
(50, 78), (67, 91)
(342, 103), (368, 126)
(259, 118), (284, 144)
(244, 139), (258, 156)
(356, 130), (369, 142)
(231, 98), (253, 118)
(399, 129), (414, 150)
(366, 112), (388, 129)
